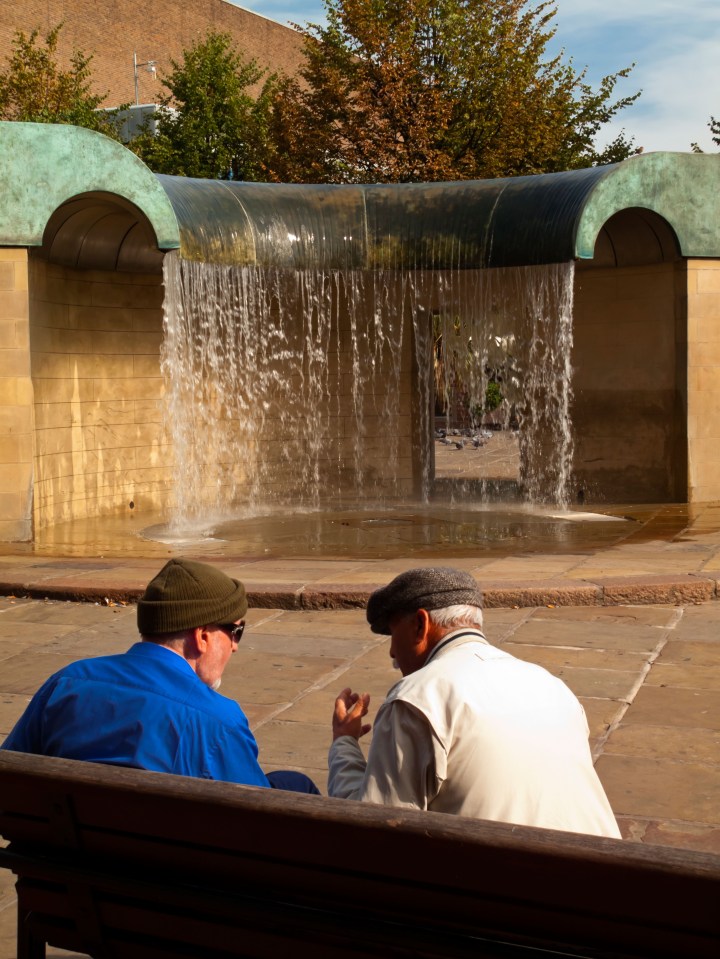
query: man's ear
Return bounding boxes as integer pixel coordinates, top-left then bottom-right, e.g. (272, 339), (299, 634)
(416, 608), (432, 644)
(187, 626), (209, 656)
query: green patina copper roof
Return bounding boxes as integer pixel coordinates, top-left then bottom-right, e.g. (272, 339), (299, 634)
(0, 123), (717, 269)
(574, 151), (720, 259)
(0, 122), (180, 250)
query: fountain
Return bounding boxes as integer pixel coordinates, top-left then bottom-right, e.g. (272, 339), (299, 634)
(161, 252), (576, 522)
(0, 123), (719, 554)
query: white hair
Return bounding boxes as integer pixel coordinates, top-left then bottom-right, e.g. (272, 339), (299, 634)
(428, 604), (483, 630)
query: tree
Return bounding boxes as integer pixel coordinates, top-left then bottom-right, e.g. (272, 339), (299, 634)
(0, 24), (120, 137)
(130, 32), (276, 180)
(269, 0), (640, 183)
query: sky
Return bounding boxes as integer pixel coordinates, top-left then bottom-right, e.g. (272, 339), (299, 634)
(233, 0), (719, 155)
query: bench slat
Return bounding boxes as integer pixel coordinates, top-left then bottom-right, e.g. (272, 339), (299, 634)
(1, 752), (718, 959)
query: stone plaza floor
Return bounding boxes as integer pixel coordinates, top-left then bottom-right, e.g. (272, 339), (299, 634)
(0, 520), (719, 955)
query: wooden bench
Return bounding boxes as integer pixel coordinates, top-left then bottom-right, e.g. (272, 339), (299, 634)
(0, 751), (717, 959)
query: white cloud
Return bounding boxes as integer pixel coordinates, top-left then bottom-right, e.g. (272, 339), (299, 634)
(551, 1), (719, 152)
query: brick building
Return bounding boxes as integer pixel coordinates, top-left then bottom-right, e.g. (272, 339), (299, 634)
(0, 0), (304, 107)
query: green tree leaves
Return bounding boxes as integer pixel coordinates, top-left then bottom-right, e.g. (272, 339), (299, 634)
(130, 32), (276, 180)
(0, 24), (120, 138)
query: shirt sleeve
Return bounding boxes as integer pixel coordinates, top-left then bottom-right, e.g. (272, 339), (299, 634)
(328, 700), (445, 809)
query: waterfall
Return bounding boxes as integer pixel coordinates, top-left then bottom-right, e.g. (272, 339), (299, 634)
(431, 261), (575, 506)
(161, 251), (575, 529)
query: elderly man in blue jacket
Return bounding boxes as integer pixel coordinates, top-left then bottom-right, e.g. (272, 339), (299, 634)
(2, 558), (316, 793)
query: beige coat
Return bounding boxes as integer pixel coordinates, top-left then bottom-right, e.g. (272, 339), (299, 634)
(328, 629), (621, 838)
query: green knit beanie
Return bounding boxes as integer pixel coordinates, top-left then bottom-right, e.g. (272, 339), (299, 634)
(137, 558), (248, 635)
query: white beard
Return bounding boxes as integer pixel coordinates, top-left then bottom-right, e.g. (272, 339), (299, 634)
(210, 678), (222, 691)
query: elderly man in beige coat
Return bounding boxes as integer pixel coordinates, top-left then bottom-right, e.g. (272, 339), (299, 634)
(328, 566), (621, 838)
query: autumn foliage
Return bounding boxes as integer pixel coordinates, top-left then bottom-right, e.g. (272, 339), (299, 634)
(267, 0), (640, 183)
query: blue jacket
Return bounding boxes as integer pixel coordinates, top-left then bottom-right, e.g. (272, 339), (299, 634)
(1, 642), (269, 787)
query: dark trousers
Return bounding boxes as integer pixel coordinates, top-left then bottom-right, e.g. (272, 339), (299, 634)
(266, 769), (320, 794)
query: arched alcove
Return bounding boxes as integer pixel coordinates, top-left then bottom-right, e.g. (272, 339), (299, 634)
(37, 192), (165, 274)
(587, 207), (680, 268)
(572, 209), (686, 502)
(28, 193), (169, 530)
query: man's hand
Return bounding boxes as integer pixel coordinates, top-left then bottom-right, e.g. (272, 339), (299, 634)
(332, 687), (371, 741)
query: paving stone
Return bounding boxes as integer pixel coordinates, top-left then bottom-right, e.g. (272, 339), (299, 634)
(48, 623), (141, 657)
(0, 692), (31, 738)
(0, 622), (78, 660)
(599, 574), (716, 606)
(266, 688), (338, 727)
(0, 650), (89, 695)
(603, 724), (720, 764)
(244, 608), (285, 627)
(0, 869), (20, 959)
(576, 552), (707, 572)
(352, 557), (483, 574)
(616, 818), (720, 853)
(657, 640), (720, 665)
(296, 570), (386, 586)
(596, 755), (720, 822)
(674, 603), (720, 622)
(233, 649), (345, 677)
(245, 585), (302, 608)
(240, 560), (367, 576)
(504, 643), (647, 671)
(529, 605), (680, 627)
(476, 563), (580, 582)
(578, 698), (624, 741)
(482, 607), (533, 625)
(331, 639), (395, 677)
(669, 611), (720, 643)
(242, 702), (283, 727)
(300, 585), (376, 609)
(0, 600), (134, 626)
(0, 578), (144, 604)
(503, 618), (663, 652)
(644, 662), (720, 690)
(257, 608), (369, 625)
(28, 567), (156, 590)
(254, 720), (329, 776)
(220, 673), (320, 707)
(249, 611), (371, 639)
(243, 631), (373, 659)
(223, 651), (344, 706)
(540, 665), (639, 701)
(621, 685), (720, 729)
(483, 581), (601, 607)
(484, 621), (534, 645)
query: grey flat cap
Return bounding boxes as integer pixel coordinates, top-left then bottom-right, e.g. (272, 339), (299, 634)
(367, 566), (483, 634)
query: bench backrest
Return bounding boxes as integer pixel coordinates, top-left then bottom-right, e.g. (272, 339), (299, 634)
(0, 751), (718, 958)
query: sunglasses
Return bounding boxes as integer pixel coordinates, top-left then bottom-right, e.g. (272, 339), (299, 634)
(216, 622), (246, 644)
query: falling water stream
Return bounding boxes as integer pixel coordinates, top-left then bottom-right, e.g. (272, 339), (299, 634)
(161, 251), (576, 540)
